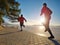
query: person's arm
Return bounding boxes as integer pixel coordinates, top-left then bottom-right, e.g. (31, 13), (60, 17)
(40, 7), (44, 16)
(24, 18), (27, 22)
(47, 7), (52, 15)
(49, 8), (52, 15)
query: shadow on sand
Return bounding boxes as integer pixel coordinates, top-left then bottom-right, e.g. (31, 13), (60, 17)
(49, 39), (60, 45)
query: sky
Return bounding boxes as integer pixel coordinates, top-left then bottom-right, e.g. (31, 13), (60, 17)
(4, 0), (60, 26)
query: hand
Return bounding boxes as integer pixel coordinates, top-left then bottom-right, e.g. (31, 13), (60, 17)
(25, 20), (27, 22)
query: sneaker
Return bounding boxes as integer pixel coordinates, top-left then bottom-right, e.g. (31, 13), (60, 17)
(48, 36), (54, 39)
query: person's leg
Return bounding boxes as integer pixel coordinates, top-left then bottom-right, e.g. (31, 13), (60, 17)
(48, 28), (54, 38)
(22, 23), (25, 27)
(46, 19), (54, 38)
(20, 23), (23, 31)
(20, 26), (22, 31)
(23, 25), (25, 27)
(44, 19), (49, 32)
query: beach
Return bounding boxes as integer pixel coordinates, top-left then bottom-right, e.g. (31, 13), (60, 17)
(24, 26), (60, 40)
(0, 25), (60, 45)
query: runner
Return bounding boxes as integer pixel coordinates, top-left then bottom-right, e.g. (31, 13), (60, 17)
(40, 3), (54, 39)
(18, 14), (27, 31)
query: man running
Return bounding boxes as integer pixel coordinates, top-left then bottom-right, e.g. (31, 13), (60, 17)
(40, 3), (54, 39)
(18, 14), (27, 31)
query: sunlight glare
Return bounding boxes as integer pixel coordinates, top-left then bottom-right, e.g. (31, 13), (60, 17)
(40, 14), (46, 25)
(38, 26), (45, 30)
(36, 33), (47, 37)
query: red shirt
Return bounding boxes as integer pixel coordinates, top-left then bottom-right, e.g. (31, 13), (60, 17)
(18, 17), (26, 23)
(41, 6), (52, 16)
(41, 6), (52, 20)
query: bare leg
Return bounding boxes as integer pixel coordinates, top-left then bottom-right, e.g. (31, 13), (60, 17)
(48, 28), (53, 36)
(44, 18), (54, 39)
(23, 25), (25, 27)
(20, 23), (23, 31)
(20, 26), (22, 31)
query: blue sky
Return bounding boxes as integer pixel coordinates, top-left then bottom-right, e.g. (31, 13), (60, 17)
(4, 0), (60, 26)
(16, 0), (60, 25)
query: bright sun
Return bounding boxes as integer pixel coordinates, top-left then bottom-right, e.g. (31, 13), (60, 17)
(38, 14), (46, 30)
(40, 15), (46, 25)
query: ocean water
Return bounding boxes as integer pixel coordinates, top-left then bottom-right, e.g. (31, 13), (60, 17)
(24, 26), (60, 40)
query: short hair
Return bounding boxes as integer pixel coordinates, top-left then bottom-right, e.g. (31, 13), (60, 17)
(21, 14), (23, 17)
(43, 3), (47, 6)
